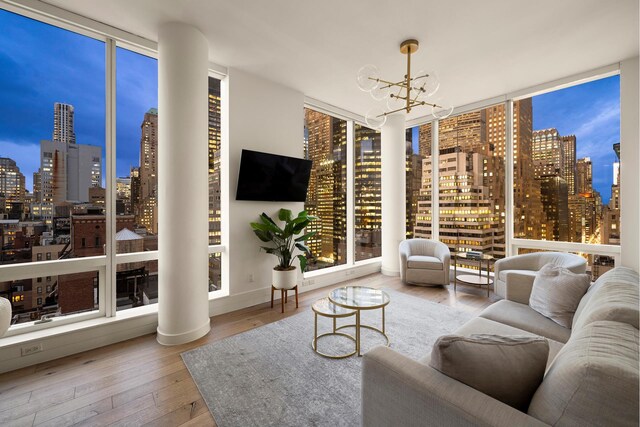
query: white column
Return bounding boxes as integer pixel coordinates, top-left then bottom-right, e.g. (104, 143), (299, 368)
(381, 113), (406, 276)
(157, 22), (210, 345)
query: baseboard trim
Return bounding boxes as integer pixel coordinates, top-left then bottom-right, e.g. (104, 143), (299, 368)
(157, 319), (211, 346)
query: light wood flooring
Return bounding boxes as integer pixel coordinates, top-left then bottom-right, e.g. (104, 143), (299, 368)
(0, 273), (499, 426)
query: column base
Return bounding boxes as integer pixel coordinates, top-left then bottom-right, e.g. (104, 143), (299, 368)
(156, 318), (211, 346)
(381, 267), (400, 277)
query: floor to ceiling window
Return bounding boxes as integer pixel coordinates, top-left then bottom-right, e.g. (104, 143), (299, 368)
(303, 108), (348, 271)
(512, 75), (621, 279)
(406, 123), (432, 239)
(354, 124), (381, 261)
(0, 9), (106, 324)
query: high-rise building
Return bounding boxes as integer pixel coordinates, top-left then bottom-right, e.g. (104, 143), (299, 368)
(354, 125), (381, 260)
(576, 157), (593, 194)
(0, 157), (26, 215)
(116, 177), (131, 214)
(53, 102), (76, 145)
(129, 167), (141, 217)
(418, 123), (432, 156)
(138, 108), (158, 233)
(539, 175), (569, 241)
(532, 129), (564, 178)
(405, 136), (424, 238)
(561, 135), (577, 195)
(511, 100), (543, 239)
(39, 139), (102, 205)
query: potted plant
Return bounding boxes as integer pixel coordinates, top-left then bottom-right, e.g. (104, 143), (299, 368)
(250, 208), (317, 289)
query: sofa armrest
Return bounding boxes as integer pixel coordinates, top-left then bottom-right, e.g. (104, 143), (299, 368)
(362, 346), (548, 427)
(503, 271), (536, 304)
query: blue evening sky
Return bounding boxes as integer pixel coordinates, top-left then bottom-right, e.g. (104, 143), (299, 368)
(0, 9), (157, 191)
(412, 76), (620, 203)
(0, 9), (620, 204)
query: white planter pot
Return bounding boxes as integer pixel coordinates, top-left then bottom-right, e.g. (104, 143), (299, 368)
(272, 267), (298, 290)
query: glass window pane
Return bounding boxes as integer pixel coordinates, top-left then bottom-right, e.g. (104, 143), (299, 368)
(354, 124), (381, 261)
(437, 106), (506, 268)
(406, 124), (432, 238)
(116, 260), (156, 310)
(114, 47), (158, 311)
(514, 75), (620, 244)
(0, 10), (106, 268)
(209, 252), (221, 292)
(2, 270), (99, 325)
(304, 108), (347, 271)
(208, 77), (222, 247)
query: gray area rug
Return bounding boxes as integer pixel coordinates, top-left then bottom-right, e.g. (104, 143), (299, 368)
(181, 289), (473, 427)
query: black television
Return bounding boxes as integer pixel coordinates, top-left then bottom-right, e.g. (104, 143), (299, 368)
(236, 149), (312, 202)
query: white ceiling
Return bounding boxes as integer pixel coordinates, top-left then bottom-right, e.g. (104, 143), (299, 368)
(44, 0), (639, 120)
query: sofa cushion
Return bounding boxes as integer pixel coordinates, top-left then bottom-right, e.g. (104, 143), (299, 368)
(407, 255), (443, 270)
(479, 300), (571, 343)
(430, 334), (549, 411)
(572, 267), (639, 331)
(498, 269), (536, 282)
(528, 321), (639, 427)
(452, 317), (564, 371)
(529, 263), (590, 328)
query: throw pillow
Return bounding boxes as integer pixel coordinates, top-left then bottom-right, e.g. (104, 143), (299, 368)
(529, 263), (591, 328)
(429, 334), (549, 411)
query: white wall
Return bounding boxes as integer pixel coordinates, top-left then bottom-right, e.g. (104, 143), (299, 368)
(620, 56), (640, 271)
(225, 68), (305, 297)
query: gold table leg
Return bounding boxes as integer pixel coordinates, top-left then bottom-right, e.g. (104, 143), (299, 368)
(356, 310), (361, 357)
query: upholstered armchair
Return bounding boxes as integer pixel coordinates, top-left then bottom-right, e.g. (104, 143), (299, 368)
(399, 239), (451, 286)
(494, 252), (587, 302)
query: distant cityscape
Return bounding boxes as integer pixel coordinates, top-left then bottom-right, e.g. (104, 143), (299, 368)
(1, 81), (619, 323)
(303, 97), (620, 279)
(0, 78), (222, 324)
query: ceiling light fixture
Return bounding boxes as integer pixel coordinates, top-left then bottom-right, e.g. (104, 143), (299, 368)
(357, 39), (453, 128)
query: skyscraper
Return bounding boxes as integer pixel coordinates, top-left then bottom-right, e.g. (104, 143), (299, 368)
(561, 135), (577, 195)
(138, 108), (158, 233)
(38, 103), (102, 222)
(0, 157), (26, 216)
(532, 129), (564, 178)
(576, 157), (593, 194)
(53, 102), (76, 145)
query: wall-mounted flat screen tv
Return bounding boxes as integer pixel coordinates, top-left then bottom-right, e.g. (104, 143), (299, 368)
(235, 149), (312, 202)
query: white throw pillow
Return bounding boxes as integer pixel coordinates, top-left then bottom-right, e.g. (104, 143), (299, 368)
(529, 263), (591, 328)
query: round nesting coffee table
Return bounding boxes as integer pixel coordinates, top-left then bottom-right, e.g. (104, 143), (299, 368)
(328, 286), (390, 357)
(311, 298), (357, 359)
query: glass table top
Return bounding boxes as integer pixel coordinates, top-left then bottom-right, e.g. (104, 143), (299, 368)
(328, 286), (390, 310)
(455, 252), (494, 261)
(312, 297), (355, 316)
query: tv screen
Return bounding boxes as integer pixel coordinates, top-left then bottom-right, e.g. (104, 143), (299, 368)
(236, 149), (312, 202)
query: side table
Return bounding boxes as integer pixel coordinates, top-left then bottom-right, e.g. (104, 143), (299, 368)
(454, 252), (494, 297)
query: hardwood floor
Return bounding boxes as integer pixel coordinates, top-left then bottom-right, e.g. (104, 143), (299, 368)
(0, 273), (498, 426)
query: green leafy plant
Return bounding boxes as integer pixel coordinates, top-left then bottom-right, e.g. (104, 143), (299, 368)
(250, 209), (318, 271)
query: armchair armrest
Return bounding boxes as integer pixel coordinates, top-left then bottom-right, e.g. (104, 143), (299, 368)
(399, 241), (411, 282)
(503, 271), (536, 304)
(362, 346), (547, 427)
(434, 243), (451, 269)
(494, 253), (540, 276)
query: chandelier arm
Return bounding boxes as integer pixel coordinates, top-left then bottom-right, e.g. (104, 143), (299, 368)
(369, 77), (407, 89)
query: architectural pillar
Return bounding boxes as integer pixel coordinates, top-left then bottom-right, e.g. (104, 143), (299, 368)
(157, 22), (210, 345)
(381, 113), (406, 276)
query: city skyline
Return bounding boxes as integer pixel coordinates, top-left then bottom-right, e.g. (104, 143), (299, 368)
(0, 9), (157, 192)
(0, 8), (621, 203)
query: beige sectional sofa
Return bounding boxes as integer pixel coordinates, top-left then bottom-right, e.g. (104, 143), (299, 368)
(362, 267), (639, 426)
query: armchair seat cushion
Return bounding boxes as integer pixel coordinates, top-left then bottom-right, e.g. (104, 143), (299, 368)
(407, 255), (443, 270)
(480, 300), (571, 343)
(498, 269), (536, 282)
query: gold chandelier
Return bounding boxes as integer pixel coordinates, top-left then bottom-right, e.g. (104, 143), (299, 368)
(357, 39), (453, 128)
